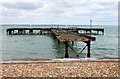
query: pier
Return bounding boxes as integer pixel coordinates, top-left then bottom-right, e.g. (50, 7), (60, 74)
(6, 28), (104, 35)
(6, 27), (104, 58)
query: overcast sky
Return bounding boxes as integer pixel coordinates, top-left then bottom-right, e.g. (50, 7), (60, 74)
(0, 0), (119, 25)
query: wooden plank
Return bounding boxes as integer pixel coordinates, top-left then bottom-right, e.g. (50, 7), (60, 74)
(51, 29), (96, 42)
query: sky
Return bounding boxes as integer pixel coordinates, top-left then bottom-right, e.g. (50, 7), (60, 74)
(0, 0), (119, 25)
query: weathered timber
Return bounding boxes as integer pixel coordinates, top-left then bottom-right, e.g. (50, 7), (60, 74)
(72, 41), (74, 46)
(87, 41), (91, 58)
(51, 29), (96, 42)
(50, 29), (95, 58)
(6, 27), (104, 35)
(6, 27), (99, 58)
(64, 41), (69, 58)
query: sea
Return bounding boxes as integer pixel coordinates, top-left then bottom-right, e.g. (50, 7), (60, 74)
(0, 24), (118, 61)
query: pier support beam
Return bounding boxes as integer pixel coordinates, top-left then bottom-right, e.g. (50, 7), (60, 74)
(23, 30), (26, 34)
(64, 41), (69, 58)
(86, 31), (87, 34)
(102, 30), (104, 35)
(87, 41), (91, 58)
(29, 29), (33, 34)
(12, 30), (14, 34)
(97, 31), (99, 35)
(72, 41), (74, 46)
(58, 40), (60, 45)
(9, 30), (12, 35)
(90, 30), (92, 35)
(40, 30), (42, 35)
(18, 30), (20, 34)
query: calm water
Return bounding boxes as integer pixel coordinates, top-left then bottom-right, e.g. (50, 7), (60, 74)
(0, 25), (118, 61)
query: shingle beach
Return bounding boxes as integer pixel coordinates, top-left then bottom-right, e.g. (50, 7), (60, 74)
(0, 59), (119, 78)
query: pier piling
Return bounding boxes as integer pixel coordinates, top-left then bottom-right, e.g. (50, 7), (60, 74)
(87, 41), (91, 58)
(29, 29), (33, 34)
(40, 30), (42, 35)
(72, 41), (74, 46)
(64, 41), (69, 58)
(8, 30), (12, 35)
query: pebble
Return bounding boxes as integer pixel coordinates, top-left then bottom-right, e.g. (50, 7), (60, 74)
(0, 60), (119, 77)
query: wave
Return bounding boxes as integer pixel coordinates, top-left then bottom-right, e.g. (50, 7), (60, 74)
(94, 47), (115, 50)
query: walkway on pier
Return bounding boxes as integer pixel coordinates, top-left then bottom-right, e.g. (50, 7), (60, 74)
(6, 27), (104, 35)
(51, 29), (95, 42)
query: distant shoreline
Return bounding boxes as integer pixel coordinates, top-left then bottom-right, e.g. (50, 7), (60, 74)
(0, 24), (118, 26)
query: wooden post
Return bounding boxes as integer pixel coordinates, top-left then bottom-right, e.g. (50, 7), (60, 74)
(40, 30), (42, 35)
(64, 41), (69, 58)
(77, 29), (79, 33)
(9, 30), (12, 35)
(29, 29), (33, 34)
(18, 30), (22, 34)
(90, 30), (91, 35)
(102, 30), (104, 35)
(6, 30), (8, 34)
(87, 41), (91, 58)
(19, 30), (23, 34)
(97, 31), (99, 35)
(18, 30), (20, 34)
(12, 30), (14, 34)
(72, 41), (74, 46)
(58, 40), (60, 45)
(23, 30), (25, 34)
(86, 31), (87, 34)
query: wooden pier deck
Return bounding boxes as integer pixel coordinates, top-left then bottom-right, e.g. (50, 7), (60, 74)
(6, 27), (104, 35)
(51, 29), (95, 42)
(6, 27), (104, 58)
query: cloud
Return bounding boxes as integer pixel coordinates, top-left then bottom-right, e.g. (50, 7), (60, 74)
(1, 0), (119, 2)
(1, 2), (43, 10)
(0, 0), (118, 25)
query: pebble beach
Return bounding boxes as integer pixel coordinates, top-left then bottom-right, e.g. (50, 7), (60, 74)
(0, 59), (119, 78)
